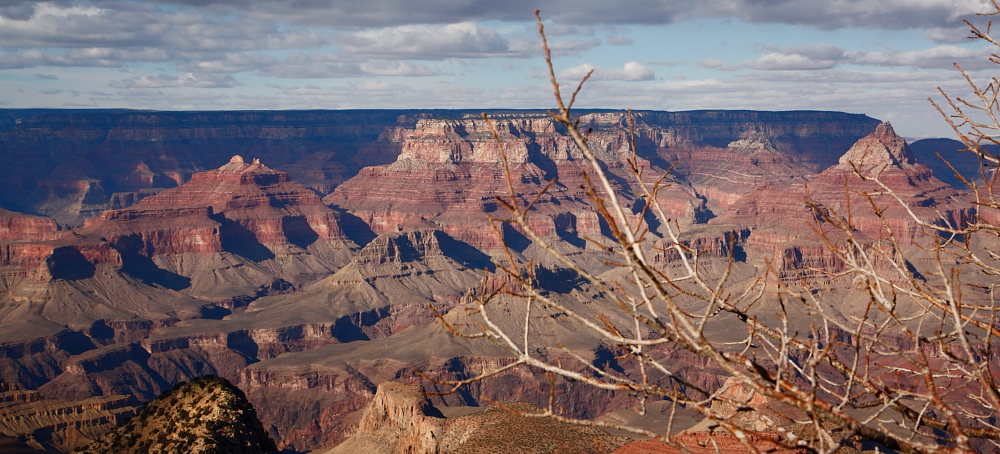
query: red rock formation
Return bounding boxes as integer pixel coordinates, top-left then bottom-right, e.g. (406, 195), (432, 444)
(707, 122), (974, 278)
(86, 155), (353, 254)
(0, 207), (121, 282)
(326, 114), (703, 250)
(0, 209), (60, 243)
(680, 132), (816, 211)
(795, 123), (971, 249)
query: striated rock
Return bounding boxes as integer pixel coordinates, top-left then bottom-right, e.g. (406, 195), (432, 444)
(681, 131), (815, 211)
(0, 382), (136, 453)
(0, 109), (946, 454)
(708, 121), (975, 280)
(77, 155), (359, 302)
(808, 121), (974, 246)
(0, 209), (59, 243)
(85, 155), (355, 255)
(326, 113), (704, 251)
(78, 375), (277, 454)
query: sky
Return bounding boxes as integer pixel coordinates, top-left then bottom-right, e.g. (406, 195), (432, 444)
(0, 0), (997, 137)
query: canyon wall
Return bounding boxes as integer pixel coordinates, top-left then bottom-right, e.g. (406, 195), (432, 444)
(0, 108), (974, 453)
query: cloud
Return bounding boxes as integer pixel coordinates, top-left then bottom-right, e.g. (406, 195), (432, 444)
(110, 0), (985, 31)
(742, 44), (997, 71)
(32, 73), (57, 79)
(338, 22), (519, 59)
(847, 45), (997, 70)
(0, 49), (123, 69)
(607, 35), (633, 46)
(257, 52), (437, 78)
(558, 61), (654, 81)
(545, 38), (601, 55)
(111, 72), (238, 89)
(698, 59), (738, 71)
(178, 53), (280, 73)
(0, 2), (325, 51)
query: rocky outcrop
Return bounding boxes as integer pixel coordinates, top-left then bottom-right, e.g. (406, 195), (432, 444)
(325, 382), (629, 454)
(835, 122), (915, 174)
(327, 382), (445, 454)
(613, 433), (804, 454)
(808, 122), (973, 246)
(77, 375), (277, 454)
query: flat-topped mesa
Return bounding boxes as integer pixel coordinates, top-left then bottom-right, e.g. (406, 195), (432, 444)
(835, 122), (916, 175)
(389, 114), (634, 167)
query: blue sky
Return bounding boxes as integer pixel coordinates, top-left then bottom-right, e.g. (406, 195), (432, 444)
(0, 0), (995, 137)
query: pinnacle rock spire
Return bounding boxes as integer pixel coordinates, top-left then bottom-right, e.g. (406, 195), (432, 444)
(836, 121), (916, 174)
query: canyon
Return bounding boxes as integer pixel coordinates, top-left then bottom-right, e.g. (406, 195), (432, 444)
(0, 108), (976, 452)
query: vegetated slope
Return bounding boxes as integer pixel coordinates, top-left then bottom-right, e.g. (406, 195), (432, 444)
(77, 375), (276, 454)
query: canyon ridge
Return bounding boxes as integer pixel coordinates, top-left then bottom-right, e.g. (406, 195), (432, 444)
(0, 108), (979, 452)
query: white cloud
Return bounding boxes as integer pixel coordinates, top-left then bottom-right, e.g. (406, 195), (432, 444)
(258, 52), (437, 78)
(746, 54), (839, 70)
(742, 43), (997, 71)
(558, 61), (654, 81)
(111, 72), (238, 89)
(698, 59), (739, 71)
(338, 22), (518, 59)
(847, 45), (997, 70)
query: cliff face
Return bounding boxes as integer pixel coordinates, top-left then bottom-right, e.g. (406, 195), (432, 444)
(0, 109), (968, 454)
(0, 109), (879, 227)
(0, 109), (409, 225)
